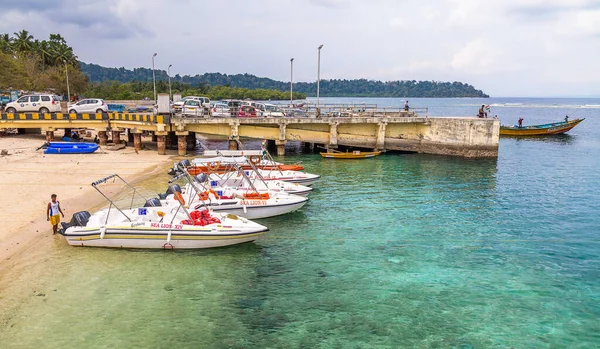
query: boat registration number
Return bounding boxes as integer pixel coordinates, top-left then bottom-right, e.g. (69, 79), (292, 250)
(240, 200), (267, 206)
(147, 223), (183, 230)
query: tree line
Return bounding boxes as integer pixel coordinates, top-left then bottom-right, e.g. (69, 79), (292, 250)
(0, 30), (87, 94)
(81, 63), (490, 98)
(84, 80), (306, 101)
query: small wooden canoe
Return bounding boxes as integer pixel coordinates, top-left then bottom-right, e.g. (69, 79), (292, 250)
(320, 151), (381, 159)
(500, 118), (584, 136)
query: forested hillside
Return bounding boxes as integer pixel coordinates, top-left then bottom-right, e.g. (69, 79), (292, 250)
(80, 62), (489, 98)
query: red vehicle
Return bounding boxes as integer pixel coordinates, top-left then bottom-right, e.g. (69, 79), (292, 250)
(237, 105), (257, 117)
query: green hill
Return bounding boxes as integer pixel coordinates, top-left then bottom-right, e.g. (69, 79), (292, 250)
(80, 62), (489, 98)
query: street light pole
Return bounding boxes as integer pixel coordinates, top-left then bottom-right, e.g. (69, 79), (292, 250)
(152, 53), (157, 104)
(65, 63), (70, 103)
(168, 64), (172, 101)
(317, 44), (323, 109)
(290, 58), (294, 106)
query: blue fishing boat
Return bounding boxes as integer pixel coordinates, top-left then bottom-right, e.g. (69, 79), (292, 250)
(44, 142), (99, 154)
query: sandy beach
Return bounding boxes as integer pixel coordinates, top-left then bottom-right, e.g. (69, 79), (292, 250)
(0, 133), (177, 287)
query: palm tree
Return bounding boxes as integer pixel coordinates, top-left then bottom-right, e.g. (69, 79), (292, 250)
(0, 33), (13, 53)
(12, 29), (34, 53)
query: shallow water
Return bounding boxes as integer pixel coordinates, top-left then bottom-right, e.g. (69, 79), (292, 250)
(2, 98), (600, 348)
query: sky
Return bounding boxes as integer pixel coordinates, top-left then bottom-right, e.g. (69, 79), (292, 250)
(1, 0), (600, 97)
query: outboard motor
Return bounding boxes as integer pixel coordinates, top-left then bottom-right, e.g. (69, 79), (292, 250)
(195, 173), (208, 183)
(59, 211), (91, 234)
(158, 184), (182, 199)
(178, 159), (191, 169)
(144, 198), (162, 207)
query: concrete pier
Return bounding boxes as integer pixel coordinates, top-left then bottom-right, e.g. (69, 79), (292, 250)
(0, 111), (500, 158)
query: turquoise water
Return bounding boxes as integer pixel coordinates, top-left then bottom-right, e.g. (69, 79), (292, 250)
(2, 98), (600, 348)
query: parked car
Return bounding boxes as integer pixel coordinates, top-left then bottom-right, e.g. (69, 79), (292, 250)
(4, 94), (61, 114)
(264, 103), (286, 117)
(237, 105), (257, 117)
(67, 98), (108, 114)
(210, 102), (231, 117)
(173, 96), (210, 112)
(181, 99), (204, 117)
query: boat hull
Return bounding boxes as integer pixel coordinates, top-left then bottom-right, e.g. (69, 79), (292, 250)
(500, 118), (584, 136)
(44, 142), (99, 154)
(205, 198), (309, 219)
(62, 226), (266, 249)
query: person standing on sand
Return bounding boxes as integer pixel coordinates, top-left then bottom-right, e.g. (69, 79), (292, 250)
(47, 194), (64, 235)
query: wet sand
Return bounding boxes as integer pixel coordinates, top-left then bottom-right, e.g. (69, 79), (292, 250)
(0, 134), (177, 288)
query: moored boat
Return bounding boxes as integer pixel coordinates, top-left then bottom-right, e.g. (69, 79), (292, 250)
(59, 174), (268, 249)
(44, 142), (99, 154)
(500, 118), (584, 136)
(320, 150), (381, 159)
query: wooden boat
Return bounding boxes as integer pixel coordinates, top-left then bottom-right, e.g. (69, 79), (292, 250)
(320, 150), (381, 159)
(500, 118), (584, 136)
(44, 142), (99, 154)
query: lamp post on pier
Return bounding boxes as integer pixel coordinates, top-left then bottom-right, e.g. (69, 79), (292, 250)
(152, 52), (157, 104)
(290, 58), (294, 106)
(317, 44), (323, 110)
(168, 64), (172, 101)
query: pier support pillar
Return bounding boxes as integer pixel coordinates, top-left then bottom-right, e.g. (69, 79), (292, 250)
(133, 132), (142, 151)
(187, 132), (196, 151)
(156, 132), (168, 155)
(375, 122), (387, 151)
(45, 130), (54, 142)
(275, 140), (287, 156)
(177, 131), (189, 156)
(98, 131), (108, 146)
(328, 122), (339, 148)
(229, 135), (239, 150)
(111, 130), (121, 145)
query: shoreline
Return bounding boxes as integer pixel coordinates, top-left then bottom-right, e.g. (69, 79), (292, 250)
(0, 133), (178, 289)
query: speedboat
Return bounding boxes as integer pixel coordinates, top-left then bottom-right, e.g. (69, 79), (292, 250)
(206, 173), (313, 196)
(59, 174), (268, 249)
(252, 169), (320, 186)
(189, 155), (304, 172)
(160, 172), (309, 219)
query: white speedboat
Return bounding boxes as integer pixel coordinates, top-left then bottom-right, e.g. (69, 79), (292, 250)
(251, 169), (320, 186)
(162, 189), (308, 220)
(59, 174), (268, 249)
(60, 207), (268, 249)
(206, 173), (313, 196)
(161, 173), (309, 219)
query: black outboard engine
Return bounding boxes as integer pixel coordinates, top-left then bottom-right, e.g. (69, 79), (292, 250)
(178, 159), (191, 169)
(195, 173), (208, 183)
(158, 184), (182, 199)
(144, 198), (162, 207)
(59, 211), (91, 234)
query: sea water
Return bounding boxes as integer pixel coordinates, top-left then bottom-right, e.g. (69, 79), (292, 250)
(1, 98), (599, 348)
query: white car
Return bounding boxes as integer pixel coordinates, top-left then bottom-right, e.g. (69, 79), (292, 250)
(253, 103), (286, 117)
(4, 94), (62, 114)
(181, 99), (204, 117)
(210, 102), (231, 117)
(67, 98), (108, 114)
(173, 96), (210, 112)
